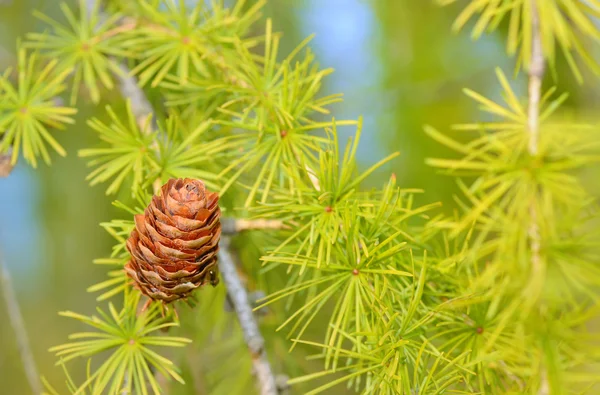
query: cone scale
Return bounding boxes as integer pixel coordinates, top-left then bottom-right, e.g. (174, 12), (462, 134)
(125, 178), (221, 303)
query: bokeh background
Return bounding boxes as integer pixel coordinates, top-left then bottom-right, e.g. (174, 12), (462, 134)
(0, 0), (598, 393)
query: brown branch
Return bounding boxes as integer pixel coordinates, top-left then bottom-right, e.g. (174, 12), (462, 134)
(0, 250), (41, 394)
(218, 237), (278, 395)
(221, 218), (285, 235)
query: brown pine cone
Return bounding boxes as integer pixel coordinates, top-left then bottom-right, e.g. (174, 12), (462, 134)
(125, 178), (221, 303)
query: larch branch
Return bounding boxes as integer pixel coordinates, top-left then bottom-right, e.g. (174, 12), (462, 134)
(84, 2), (280, 393)
(528, 1), (547, 393)
(221, 218), (285, 235)
(528, 0), (545, 156)
(85, 0), (152, 122)
(218, 237), (278, 395)
(528, 0), (544, 295)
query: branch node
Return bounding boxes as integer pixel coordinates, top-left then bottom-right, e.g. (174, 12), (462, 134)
(275, 375), (291, 394)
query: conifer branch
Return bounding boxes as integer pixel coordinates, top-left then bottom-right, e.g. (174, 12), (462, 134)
(528, 1), (547, 393)
(528, 0), (544, 295)
(84, 0), (148, 119)
(85, 0), (159, 192)
(114, 62), (154, 129)
(83, 3), (279, 393)
(218, 237), (278, 395)
(528, 0), (545, 156)
(221, 218), (285, 235)
(0, 250), (41, 395)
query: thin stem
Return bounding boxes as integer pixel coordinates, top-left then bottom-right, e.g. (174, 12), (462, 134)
(114, 62), (154, 127)
(528, 0), (544, 292)
(0, 250), (42, 394)
(528, 0), (545, 156)
(528, 1), (547, 394)
(218, 237), (278, 395)
(84, 0), (150, 120)
(222, 218), (285, 235)
(113, 62), (160, 195)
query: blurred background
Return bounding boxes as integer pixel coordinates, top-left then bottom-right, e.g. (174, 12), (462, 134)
(0, 0), (598, 393)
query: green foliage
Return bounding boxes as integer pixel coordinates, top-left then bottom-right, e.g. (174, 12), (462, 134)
(78, 101), (158, 195)
(424, 55), (600, 395)
(425, 69), (600, 306)
(252, 121), (402, 269)
(87, 216), (134, 301)
(440, 0), (600, 81)
(123, 0), (265, 88)
(26, 0), (132, 104)
(49, 290), (190, 394)
(167, 19), (348, 204)
(259, 206), (414, 354)
(0, 48), (76, 167)
(42, 359), (100, 395)
(290, 312), (472, 395)
(147, 116), (234, 191)
(87, 196), (151, 302)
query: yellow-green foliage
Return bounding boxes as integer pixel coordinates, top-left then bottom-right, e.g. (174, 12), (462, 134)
(440, 0), (600, 82)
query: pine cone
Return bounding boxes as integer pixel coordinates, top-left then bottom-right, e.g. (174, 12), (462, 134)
(125, 178), (221, 303)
